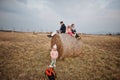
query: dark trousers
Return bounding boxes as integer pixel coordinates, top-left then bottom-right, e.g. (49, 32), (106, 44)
(48, 75), (55, 80)
(75, 33), (79, 38)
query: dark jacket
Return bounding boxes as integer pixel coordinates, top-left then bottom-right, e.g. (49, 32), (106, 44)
(71, 29), (76, 34)
(60, 24), (66, 33)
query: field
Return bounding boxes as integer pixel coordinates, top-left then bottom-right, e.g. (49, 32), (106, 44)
(0, 32), (120, 80)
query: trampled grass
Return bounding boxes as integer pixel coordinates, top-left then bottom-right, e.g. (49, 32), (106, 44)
(0, 32), (120, 80)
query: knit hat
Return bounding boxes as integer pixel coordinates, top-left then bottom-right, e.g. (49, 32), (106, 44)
(53, 44), (57, 49)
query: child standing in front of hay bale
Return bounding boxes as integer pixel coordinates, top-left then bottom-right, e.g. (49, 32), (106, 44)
(49, 44), (58, 68)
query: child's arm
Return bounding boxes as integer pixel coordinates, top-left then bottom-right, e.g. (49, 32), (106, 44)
(56, 51), (59, 58)
(50, 51), (53, 57)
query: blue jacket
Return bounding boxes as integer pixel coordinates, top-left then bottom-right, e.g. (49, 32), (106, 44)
(60, 24), (66, 33)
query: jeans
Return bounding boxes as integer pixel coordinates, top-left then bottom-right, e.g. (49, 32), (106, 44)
(50, 59), (56, 67)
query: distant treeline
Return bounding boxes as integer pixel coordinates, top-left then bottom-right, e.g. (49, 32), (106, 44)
(0, 30), (26, 33)
(0, 30), (120, 35)
(0, 30), (15, 32)
(106, 33), (120, 35)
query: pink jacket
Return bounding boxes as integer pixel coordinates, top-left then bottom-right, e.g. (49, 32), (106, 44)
(50, 50), (58, 59)
(66, 27), (74, 36)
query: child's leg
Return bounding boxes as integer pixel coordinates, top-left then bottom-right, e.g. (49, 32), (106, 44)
(50, 59), (56, 67)
(53, 59), (56, 67)
(53, 59), (56, 65)
(47, 30), (57, 38)
(75, 33), (80, 38)
(50, 60), (54, 67)
(68, 32), (74, 36)
(51, 31), (57, 36)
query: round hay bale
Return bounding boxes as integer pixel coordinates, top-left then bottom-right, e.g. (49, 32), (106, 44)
(51, 34), (82, 59)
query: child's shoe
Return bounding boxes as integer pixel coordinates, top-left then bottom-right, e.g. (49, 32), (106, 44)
(77, 36), (81, 40)
(54, 64), (56, 67)
(47, 35), (52, 38)
(49, 65), (53, 68)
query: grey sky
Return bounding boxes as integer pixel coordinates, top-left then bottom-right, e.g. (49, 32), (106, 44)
(0, 0), (120, 33)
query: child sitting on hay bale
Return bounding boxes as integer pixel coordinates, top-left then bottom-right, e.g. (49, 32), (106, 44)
(49, 44), (58, 67)
(66, 25), (74, 37)
(71, 24), (81, 40)
(47, 21), (66, 38)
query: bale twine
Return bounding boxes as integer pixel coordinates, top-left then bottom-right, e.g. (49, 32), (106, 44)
(51, 34), (82, 59)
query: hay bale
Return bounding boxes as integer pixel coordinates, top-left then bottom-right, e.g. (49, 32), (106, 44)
(51, 34), (82, 59)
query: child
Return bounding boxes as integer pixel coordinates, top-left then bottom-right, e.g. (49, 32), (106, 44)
(66, 25), (74, 36)
(71, 24), (81, 40)
(45, 67), (56, 80)
(47, 21), (66, 38)
(49, 44), (58, 68)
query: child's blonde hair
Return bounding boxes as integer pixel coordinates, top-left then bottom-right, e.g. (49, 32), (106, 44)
(53, 44), (57, 49)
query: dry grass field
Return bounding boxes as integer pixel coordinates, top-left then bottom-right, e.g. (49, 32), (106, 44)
(0, 32), (120, 80)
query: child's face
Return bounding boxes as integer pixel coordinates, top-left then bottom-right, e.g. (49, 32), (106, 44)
(53, 48), (57, 51)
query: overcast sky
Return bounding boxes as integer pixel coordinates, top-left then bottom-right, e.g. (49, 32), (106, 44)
(0, 0), (120, 33)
